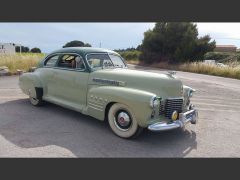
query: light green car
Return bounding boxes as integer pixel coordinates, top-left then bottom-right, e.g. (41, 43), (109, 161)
(19, 47), (198, 138)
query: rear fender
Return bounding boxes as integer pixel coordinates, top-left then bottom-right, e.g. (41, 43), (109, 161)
(19, 72), (43, 98)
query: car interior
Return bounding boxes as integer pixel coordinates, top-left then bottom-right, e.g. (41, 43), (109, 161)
(58, 55), (85, 70)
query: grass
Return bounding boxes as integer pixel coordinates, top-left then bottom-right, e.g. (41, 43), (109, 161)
(126, 59), (240, 80)
(178, 62), (240, 79)
(0, 53), (44, 74)
(1, 52), (240, 80)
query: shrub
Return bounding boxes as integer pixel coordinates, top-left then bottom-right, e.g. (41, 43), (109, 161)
(118, 50), (141, 61)
(204, 52), (240, 62)
(140, 22), (215, 64)
(0, 53), (44, 74)
(30, 47), (41, 53)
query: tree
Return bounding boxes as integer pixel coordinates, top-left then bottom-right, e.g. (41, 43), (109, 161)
(15, 46), (30, 53)
(140, 22), (216, 64)
(63, 40), (92, 48)
(30, 47), (41, 53)
(84, 43), (92, 47)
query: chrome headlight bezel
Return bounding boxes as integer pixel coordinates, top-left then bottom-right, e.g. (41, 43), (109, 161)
(188, 89), (193, 97)
(183, 85), (196, 98)
(188, 88), (196, 98)
(150, 96), (161, 108)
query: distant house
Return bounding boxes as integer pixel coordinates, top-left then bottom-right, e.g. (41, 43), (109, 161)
(214, 45), (237, 52)
(0, 43), (16, 54)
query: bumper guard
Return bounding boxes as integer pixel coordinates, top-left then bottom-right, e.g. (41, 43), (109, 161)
(148, 109), (198, 132)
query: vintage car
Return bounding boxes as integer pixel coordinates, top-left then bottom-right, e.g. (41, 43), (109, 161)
(19, 47), (198, 138)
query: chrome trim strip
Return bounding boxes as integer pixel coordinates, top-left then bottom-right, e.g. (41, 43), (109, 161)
(88, 105), (103, 112)
(88, 101), (104, 107)
(92, 78), (125, 86)
(166, 97), (184, 100)
(88, 102), (103, 109)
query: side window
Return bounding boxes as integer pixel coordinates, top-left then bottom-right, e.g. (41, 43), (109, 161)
(44, 55), (59, 67)
(57, 54), (85, 70)
(108, 54), (126, 68)
(87, 54), (113, 69)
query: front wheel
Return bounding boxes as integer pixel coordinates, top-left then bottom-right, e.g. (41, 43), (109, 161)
(108, 103), (143, 139)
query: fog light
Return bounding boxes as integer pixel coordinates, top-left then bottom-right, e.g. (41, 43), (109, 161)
(171, 111), (178, 121)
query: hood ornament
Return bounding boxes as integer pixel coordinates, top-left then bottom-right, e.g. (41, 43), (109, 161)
(167, 71), (177, 78)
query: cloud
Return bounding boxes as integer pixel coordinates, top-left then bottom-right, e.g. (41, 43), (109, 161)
(196, 23), (240, 47)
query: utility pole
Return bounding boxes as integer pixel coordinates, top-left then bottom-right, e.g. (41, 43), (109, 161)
(99, 42), (102, 48)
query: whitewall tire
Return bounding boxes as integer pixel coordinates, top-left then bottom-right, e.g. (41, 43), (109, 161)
(108, 103), (143, 138)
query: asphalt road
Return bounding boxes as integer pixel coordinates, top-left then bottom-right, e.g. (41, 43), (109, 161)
(0, 65), (240, 157)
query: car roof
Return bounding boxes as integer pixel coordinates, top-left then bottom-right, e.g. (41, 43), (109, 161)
(50, 47), (119, 57)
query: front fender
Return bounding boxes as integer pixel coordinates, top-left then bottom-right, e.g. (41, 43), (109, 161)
(183, 85), (196, 110)
(86, 86), (156, 127)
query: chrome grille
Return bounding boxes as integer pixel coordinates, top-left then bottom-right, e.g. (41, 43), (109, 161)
(159, 98), (183, 119)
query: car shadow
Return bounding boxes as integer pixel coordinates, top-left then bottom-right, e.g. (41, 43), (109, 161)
(0, 99), (197, 157)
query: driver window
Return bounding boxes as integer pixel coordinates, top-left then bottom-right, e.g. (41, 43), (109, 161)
(87, 54), (113, 69)
(44, 55), (59, 67)
(57, 54), (85, 70)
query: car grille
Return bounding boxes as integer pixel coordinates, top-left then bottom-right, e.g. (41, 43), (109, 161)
(159, 98), (183, 119)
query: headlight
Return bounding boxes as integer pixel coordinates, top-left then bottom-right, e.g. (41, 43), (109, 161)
(188, 88), (196, 98)
(188, 89), (193, 97)
(150, 96), (160, 108)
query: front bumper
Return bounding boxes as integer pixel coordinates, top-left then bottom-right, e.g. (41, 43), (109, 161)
(148, 109), (198, 132)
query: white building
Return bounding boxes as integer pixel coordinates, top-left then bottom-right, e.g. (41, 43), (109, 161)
(0, 43), (16, 54)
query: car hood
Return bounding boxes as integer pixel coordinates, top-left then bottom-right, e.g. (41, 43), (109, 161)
(89, 68), (183, 98)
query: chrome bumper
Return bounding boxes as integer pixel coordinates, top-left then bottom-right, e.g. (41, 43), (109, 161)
(148, 109), (198, 132)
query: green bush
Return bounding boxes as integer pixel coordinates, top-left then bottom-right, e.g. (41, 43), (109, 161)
(140, 22), (215, 64)
(204, 52), (240, 62)
(118, 50), (141, 61)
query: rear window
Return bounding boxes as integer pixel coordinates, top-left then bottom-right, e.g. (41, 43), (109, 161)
(44, 55), (59, 67)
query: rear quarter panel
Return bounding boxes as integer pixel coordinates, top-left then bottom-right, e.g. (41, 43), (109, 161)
(19, 72), (43, 98)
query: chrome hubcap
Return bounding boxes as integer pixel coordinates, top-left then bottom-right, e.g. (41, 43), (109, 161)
(117, 112), (130, 127)
(114, 110), (132, 131)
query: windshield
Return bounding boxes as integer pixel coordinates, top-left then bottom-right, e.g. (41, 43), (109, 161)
(86, 53), (127, 70)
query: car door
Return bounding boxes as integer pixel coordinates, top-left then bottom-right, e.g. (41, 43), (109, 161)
(38, 54), (60, 98)
(49, 53), (89, 111)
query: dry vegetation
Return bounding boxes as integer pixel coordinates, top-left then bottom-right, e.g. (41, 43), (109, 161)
(1, 53), (240, 80)
(178, 62), (240, 79)
(127, 60), (240, 80)
(0, 53), (44, 74)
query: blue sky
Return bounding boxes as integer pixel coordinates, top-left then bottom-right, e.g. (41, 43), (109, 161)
(0, 23), (240, 53)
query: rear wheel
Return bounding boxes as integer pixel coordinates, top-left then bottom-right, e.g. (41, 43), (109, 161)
(108, 103), (143, 139)
(29, 88), (43, 106)
(29, 96), (43, 106)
